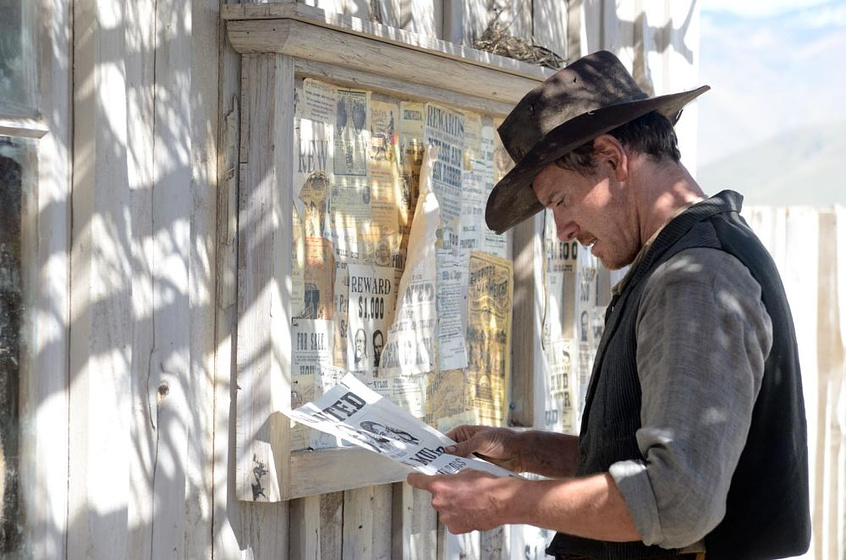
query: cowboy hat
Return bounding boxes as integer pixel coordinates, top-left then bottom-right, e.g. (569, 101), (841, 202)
(485, 50), (709, 234)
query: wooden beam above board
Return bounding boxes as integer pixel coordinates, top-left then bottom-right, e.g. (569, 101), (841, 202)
(223, 1), (553, 109)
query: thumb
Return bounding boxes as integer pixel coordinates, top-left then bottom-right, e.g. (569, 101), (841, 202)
(445, 437), (478, 457)
(407, 472), (433, 490)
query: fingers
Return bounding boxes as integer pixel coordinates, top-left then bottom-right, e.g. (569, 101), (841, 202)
(444, 425), (488, 456)
(444, 424), (483, 442)
(407, 472), (433, 490)
(444, 438), (477, 457)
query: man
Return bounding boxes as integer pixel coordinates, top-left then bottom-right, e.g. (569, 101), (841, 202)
(407, 51), (810, 559)
(359, 420), (420, 445)
(373, 329), (384, 368)
(353, 327), (367, 369)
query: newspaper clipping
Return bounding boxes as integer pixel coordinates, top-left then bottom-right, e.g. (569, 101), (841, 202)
(290, 333), (341, 452)
(436, 249), (468, 371)
(398, 101), (425, 247)
(346, 263), (398, 377)
(423, 103), (465, 255)
(576, 248), (601, 420)
(466, 251), (513, 425)
(379, 148), (440, 376)
(543, 338), (577, 433)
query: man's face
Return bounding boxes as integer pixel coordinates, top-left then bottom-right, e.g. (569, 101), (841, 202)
(531, 159), (639, 270)
(354, 330), (366, 360)
(373, 333), (384, 364)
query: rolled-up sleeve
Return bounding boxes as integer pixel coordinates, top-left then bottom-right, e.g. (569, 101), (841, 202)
(609, 248), (772, 549)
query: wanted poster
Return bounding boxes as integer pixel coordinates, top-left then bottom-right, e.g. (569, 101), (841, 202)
(286, 372), (519, 477)
(347, 263), (398, 377)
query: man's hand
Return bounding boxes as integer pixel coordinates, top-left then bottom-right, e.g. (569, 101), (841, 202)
(407, 470), (523, 534)
(445, 425), (525, 473)
(448, 425), (581, 478)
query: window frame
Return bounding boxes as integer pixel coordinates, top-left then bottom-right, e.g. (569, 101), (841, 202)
(0, 0), (72, 557)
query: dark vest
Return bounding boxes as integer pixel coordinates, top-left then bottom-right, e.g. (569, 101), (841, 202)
(547, 191), (811, 560)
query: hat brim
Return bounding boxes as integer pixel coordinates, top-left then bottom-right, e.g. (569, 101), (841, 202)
(485, 85), (710, 234)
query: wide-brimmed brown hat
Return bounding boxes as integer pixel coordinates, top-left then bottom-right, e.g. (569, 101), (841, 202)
(485, 50), (709, 234)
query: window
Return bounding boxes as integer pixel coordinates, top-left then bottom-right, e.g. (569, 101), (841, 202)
(0, 135), (34, 555)
(0, 0), (41, 554)
(0, 0), (39, 117)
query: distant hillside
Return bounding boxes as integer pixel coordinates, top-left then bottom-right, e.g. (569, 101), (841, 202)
(697, 121), (846, 207)
(696, 2), (846, 174)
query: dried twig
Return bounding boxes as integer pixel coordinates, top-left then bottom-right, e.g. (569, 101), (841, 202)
(473, 21), (566, 70)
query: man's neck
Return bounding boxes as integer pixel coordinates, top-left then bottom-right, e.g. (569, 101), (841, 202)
(630, 157), (705, 245)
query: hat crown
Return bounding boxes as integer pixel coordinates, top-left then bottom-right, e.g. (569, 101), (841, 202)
(499, 50), (647, 164)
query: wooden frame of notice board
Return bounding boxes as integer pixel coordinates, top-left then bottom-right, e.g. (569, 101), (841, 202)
(224, 1), (554, 502)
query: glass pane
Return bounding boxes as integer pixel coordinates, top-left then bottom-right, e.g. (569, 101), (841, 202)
(0, 135), (33, 555)
(0, 0), (38, 116)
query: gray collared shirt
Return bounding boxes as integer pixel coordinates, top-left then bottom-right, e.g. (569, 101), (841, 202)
(608, 247), (773, 550)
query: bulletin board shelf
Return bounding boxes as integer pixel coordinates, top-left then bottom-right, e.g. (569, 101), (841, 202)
(225, 1), (553, 502)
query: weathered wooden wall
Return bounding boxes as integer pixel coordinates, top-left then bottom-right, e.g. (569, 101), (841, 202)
(56, 1), (756, 559)
(69, 0), (219, 557)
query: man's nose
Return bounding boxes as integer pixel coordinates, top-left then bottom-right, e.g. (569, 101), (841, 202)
(557, 221), (580, 242)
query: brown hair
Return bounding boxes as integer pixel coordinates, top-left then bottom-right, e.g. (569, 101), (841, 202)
(555, 111), (681, 176)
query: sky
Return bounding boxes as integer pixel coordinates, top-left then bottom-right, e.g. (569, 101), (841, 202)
(696, 0), (846, 166)
(701, 0), (836, 18)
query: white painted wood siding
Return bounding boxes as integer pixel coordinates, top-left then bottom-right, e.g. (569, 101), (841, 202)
(53, 2), (790, 560)
(68, 0), (218, 557)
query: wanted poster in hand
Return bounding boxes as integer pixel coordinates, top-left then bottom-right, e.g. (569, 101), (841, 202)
(285, 372), (519, 478)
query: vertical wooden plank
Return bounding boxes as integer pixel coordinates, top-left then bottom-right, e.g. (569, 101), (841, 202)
(343, 486), (375, 558)
(236, 53), (274, 503)
(784, 208), (820, 491)
(133, 0), (214, 554)
(185, 0), (219, 554)
(816, 210), (844, 560)
(406, 0), (443, 38)
(750, 206), (819, 560)
(22, 0), (71, 557)
(69, 0), (133, 557)
(567, 0), (583, 62)
(439, 525), (480, 560)
(235, 53), (295, 503)
(125, 0), (157, 552)
(213, 0), (241, 549)
(374, 0), (401, 27)
(372, 484), (393, 559)
(319, 491), (344, 559)
(833, 207), (846, 560)
(664, 0), (701, 168)
(392, 482), (411, 559)
(603, 0), (635, 70)
(480, 525), (508, 559)
(211, 87), (247, 557)
(213, 0), (252, 555)
(290, 495), (322, 558)
(638, 1), (675, 101)
(288, 491), (343, 559)
(300, 0), (346, 19)
(510, 213), (544, 427)
(532, 0), (568, 64)
(509, 524), (554, 559)
(342, 0), (372, 21)
(443, 0), (529, 45)
(580, 0), (603, 55)
(392, 482), (437, 560)
(215, 3), (296, 558)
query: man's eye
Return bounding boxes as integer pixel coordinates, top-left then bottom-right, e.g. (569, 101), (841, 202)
(556, 197), (567, 207)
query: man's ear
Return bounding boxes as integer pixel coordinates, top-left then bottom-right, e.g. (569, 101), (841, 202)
(592, 135), (627, 181)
